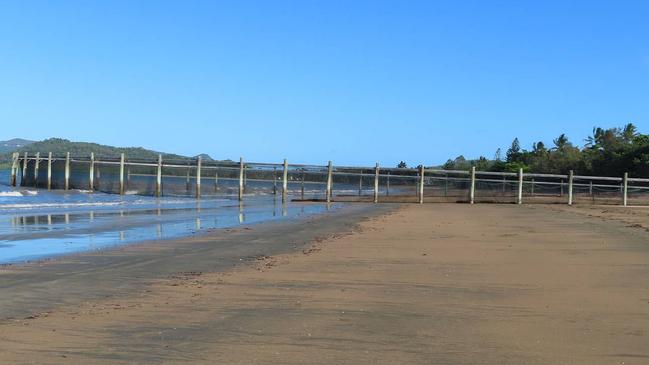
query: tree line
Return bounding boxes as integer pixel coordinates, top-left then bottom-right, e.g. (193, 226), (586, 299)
(437, 123), (649, 177)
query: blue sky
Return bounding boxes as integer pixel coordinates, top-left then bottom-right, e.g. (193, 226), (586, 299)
(0, 1), (647, 166)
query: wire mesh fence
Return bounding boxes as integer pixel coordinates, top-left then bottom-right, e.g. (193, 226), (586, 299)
(9, 152), (649, 206)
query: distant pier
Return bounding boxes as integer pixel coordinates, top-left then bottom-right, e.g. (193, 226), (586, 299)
(9, 152), (649, 206)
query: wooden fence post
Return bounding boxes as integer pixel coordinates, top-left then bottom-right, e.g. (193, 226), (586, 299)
(469, 166), (476, 204)
(119, 153), (125, 195)
(156, 154), (162, 197)
(22, 152), (28, 186)
(196, 156), (202, 199)
(418, 165), (424, 204)
(64, 152), (70, 190)
(243, 165), (247, 192)
(10, 152), (18, 186)
(623, 172), (628, 207)
(89, 152), (95, 191)
(214, 171), (218, 193)
(47, 152), (52, 190)
(517, 168), (524, 205)
(32, 152), (40, 187)
(326, 161), (333, 203)
(568, 170), (574, 206)
(282, 159), (288, 202)
(301, 171), (305, 200)
(374, 163), (379, 203)
(238, 157), (244, 201)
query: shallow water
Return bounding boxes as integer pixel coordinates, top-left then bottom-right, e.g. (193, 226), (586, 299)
(0, 170), (336, 264)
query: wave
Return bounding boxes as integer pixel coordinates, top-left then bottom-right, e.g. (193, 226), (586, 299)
(0, 201), (126, 209)
(0, 190), (38, 197)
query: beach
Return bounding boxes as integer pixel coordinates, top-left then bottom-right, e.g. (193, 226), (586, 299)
(1, 203), (649, 364)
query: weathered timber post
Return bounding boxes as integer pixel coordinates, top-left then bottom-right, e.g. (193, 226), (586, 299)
(418, 165), (425, 204)
(589, 181), (593, 196)
(214, 171), (218, 192)
(517, 168), (524, 205)
(238, 157), (244, 201)
(64, 152), (70, 190)
(282, 159), (289, 202)
(502, 176), (506, 193)
(326, 161), (333, 203)
(47, 152), (52, 190)
(119, 153), (125, 195)
(469, 166), (476, 204)
(196, 156), (202, 199)
(22, 152), (28, 186)
(301, 171), (305, 200)
(33, 152), (40, 187)
(374, 163), (380, 203)
(560, 179), (564, 196)
(10, 152), (19, 186)
(568, 170), (574, 206)
(623, 172), (628, 207)
(89, 152), (95, 191)
(243, 165), (247, 192)
(156, 154), (162, 197)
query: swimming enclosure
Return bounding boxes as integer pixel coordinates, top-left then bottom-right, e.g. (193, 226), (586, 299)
(9, 152), (649, 206)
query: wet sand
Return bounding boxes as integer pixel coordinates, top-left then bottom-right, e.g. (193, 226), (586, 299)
(1, 203), (649, 364)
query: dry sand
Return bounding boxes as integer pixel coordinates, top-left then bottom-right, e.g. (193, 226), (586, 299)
(1, 203), (649, 364)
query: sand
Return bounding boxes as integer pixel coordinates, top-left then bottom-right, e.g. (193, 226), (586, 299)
(1, 203), (649, 364)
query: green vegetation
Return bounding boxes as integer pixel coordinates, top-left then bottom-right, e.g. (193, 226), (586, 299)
(7, 138), (188, 159)
(0, 138), (35, 154)
(441, 123), (649, 177)
(0, 138), (207, 168)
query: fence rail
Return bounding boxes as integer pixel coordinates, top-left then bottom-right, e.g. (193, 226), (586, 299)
(8, 152), (649, 206)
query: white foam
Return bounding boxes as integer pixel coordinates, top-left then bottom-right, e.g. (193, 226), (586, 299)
(0, 191), (23, 197)
(0, 202), (125, 210)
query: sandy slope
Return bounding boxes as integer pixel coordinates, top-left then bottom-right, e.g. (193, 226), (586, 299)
(1, 203), (649, 364)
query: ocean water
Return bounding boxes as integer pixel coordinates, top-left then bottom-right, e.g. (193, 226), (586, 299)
(0, 170), (336, 264)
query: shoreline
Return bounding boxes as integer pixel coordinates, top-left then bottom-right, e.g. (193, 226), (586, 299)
(0, 194), (339, 264)
(0, 203), (395, 321)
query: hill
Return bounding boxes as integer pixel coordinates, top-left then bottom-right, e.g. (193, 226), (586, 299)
(0, 138), (35, 154)
(0, 138), (213, 166)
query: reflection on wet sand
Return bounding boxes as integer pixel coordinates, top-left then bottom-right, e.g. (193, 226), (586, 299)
(0, 199), (337, 263)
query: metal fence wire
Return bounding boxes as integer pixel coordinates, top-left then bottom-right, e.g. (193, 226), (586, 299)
(8, 152), (649, 206)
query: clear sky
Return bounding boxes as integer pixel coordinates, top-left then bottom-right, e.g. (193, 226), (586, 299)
(1, 1), (647, 166)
